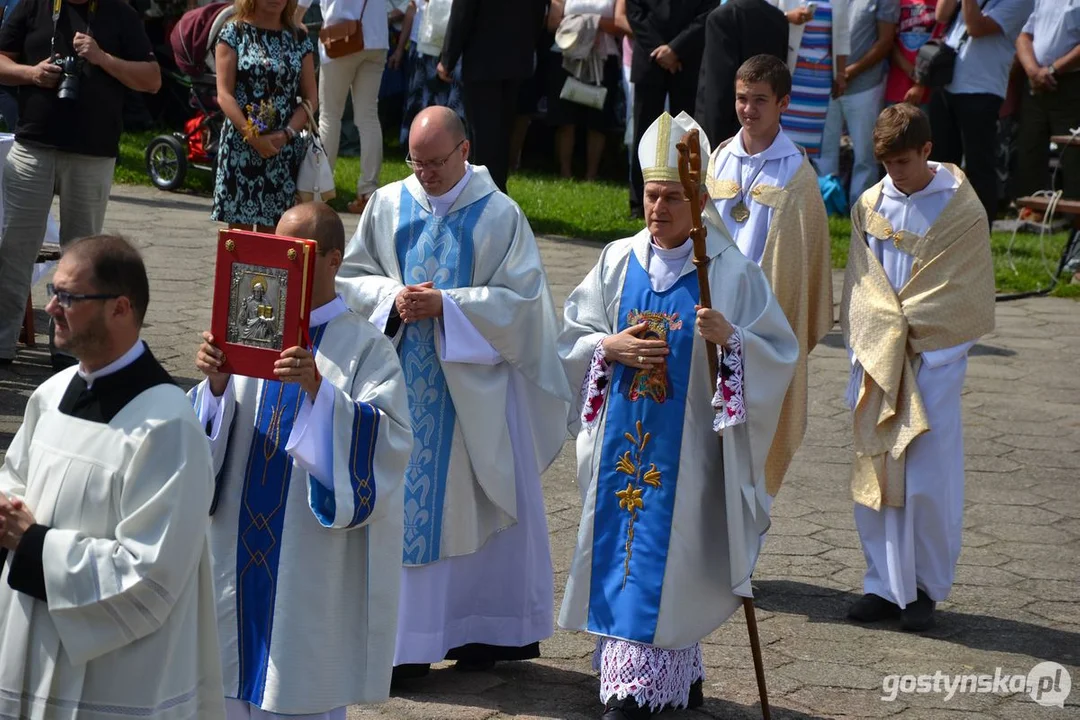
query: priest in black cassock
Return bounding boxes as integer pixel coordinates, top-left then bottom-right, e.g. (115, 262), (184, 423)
(695, 0), (788, 144)
(0, 235), (225, 719)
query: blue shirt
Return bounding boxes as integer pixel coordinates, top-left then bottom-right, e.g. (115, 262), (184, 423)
(847, 0), (902, 94)
(1023, 0), (1080, 70)
(946, 0), (1034, 97)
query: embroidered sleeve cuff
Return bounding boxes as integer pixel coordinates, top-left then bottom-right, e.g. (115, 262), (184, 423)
(712, 326), (746, 432)
(582, 339), (614, 432)
(7, 524), (50, 601)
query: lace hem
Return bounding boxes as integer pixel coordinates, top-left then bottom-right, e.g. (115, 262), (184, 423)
(712, 326), (746, 432)
(581, 339), (613, 432)
(594, 638), (705, 711)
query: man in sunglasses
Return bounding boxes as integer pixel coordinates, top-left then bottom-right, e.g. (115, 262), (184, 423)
(0, 234), (226, 718)
(338, 105), (572, 684)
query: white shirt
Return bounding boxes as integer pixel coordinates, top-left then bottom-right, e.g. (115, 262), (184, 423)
(710, 128), (803, 265)
(297, 0), (390, 61)
(78, 340), (145, 389)
(647, 238), (693, 293)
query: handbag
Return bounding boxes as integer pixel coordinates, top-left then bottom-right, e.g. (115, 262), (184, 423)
(319, 0), (369, 59)
(914, 0), (991, 88)
(295, 100), (336, 203)
(560, 76), (607, 110)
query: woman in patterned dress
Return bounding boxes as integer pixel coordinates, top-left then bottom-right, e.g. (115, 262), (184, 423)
(400, 0), (466, 144)
(771, 0), (850, 159)
(214, 0), (318, 232)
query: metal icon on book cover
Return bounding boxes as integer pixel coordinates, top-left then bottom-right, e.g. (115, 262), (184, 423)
(226, 264), (288, 350)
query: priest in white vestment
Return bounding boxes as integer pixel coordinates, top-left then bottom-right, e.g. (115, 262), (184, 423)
(337, 106), (572, 678)
(191, 203), (413, 719)
(0, 235), (225, 720)
(841, 105), (995, 632)
(558, 111), (800, 720)
(705, 54), (833, 502)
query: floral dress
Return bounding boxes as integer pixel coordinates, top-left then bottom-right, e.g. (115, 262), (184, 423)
(212, 22), (313, 226)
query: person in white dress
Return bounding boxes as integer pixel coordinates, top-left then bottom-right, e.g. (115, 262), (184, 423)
(192, 202), (413, 720)
(337, 105), (572, 683)
(558, 111), (799, 720)
(841, 105), (995, 632)
(0, 235), (225, 720)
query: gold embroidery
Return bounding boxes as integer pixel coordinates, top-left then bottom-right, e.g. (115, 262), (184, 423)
(626, 310), (683, 403)
(864, 208), (923, 254)
(613, 420), (663, 587)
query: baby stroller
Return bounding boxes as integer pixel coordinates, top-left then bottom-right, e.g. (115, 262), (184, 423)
(145, 3), (233, 191)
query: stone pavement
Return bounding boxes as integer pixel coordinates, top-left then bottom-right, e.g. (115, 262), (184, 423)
(1, 184), (1077, 720)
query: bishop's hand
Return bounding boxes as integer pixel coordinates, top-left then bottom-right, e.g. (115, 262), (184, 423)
(196, 331), (231, 397)
(0, 495), (36, 552)
(602, 321), (669, 369)
(696, 306), (734, 347)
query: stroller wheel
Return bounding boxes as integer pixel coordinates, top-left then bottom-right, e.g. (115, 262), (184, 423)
(146, 135), (188, 191)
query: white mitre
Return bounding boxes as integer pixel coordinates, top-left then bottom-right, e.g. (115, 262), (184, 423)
(638, 111), (713, 183)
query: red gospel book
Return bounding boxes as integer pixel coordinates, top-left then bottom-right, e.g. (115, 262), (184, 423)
(210, 229), (317, 381)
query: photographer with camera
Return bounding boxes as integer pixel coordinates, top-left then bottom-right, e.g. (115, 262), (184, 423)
(0, 0), (160, 366)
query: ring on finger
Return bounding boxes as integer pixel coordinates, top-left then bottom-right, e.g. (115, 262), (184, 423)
(636, 355), (645, 364)
(294, 357), (300, 368)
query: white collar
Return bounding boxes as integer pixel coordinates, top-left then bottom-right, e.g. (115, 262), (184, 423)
(428, 163), (474, 216)
(881, 162), (959, 201)
(310, 295), (348, 327)
(650, 237), (694, 258)
(78, 340), (145, 389)
(729, 127), (801, 161)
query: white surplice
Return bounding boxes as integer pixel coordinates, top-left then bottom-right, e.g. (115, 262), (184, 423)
(337, 164), (571, 665)
(0, 351), (225, 720)
(847, 164), (974, 607)
(707, 128), (803, 266)
(191, 298), (413, 716)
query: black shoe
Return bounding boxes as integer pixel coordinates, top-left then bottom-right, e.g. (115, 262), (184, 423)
(659, 679), (704, 712)
(0, 357), (13, 366)
(454, 658), (496, 672)
(602, 696), (652, 720)
(390, 663), (430, 688)
(901, 590), (936, 632)
(848, 593), (901, 623)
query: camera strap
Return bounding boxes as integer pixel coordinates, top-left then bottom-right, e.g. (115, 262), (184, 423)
(50, 0), (98, 58)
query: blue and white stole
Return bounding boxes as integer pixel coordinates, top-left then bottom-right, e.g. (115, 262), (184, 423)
(394, 185), (489, 565)
(234, 323), (329, 705)
(588, 251), (699, 644)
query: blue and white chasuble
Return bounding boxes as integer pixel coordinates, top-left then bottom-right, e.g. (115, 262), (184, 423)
(590, 255), (699, 644)
(558, 226), (800, 650)
(192, 302), (413, 714)
(394, 185), (487, 565)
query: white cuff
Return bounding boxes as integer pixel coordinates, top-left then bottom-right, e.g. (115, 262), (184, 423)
(437, 294), (503, 365)
(285, 378), (336, 490)
(197, 379), (234, 442)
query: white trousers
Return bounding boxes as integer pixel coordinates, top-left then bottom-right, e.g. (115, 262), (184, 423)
(817, 84), (885, 209)
(854, 355), (969, 608)
(318, 49), (387, 197)
(0, 140), (114, 358)
(225, 699), (345, 720)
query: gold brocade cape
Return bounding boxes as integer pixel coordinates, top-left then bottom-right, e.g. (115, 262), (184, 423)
(706, 153), (834, 496)
(840, 165), (995, 510)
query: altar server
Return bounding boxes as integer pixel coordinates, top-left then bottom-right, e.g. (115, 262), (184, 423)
(559, 110), (799, 720)
(192, 202), (413, 718)
(337, 106), (572, 678)
(705, 54), (833, 499)
(0, 235), (225, 719)
(841, 105), (995, 631)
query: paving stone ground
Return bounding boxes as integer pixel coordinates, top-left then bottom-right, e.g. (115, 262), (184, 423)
(1, 185), (1077, 720)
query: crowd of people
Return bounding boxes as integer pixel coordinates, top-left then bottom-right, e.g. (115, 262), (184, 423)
(202, 0), (1076, 225)
(0, 0), (1068, 719)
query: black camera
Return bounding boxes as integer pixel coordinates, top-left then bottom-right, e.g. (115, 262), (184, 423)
(51, 55), (83, 101)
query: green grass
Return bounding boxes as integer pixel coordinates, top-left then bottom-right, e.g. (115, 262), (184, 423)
(120, 131), (1078, 297)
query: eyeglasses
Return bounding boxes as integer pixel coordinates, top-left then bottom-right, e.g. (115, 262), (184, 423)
(405, 140), (464, 172)
(46, 283), (120, 309)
